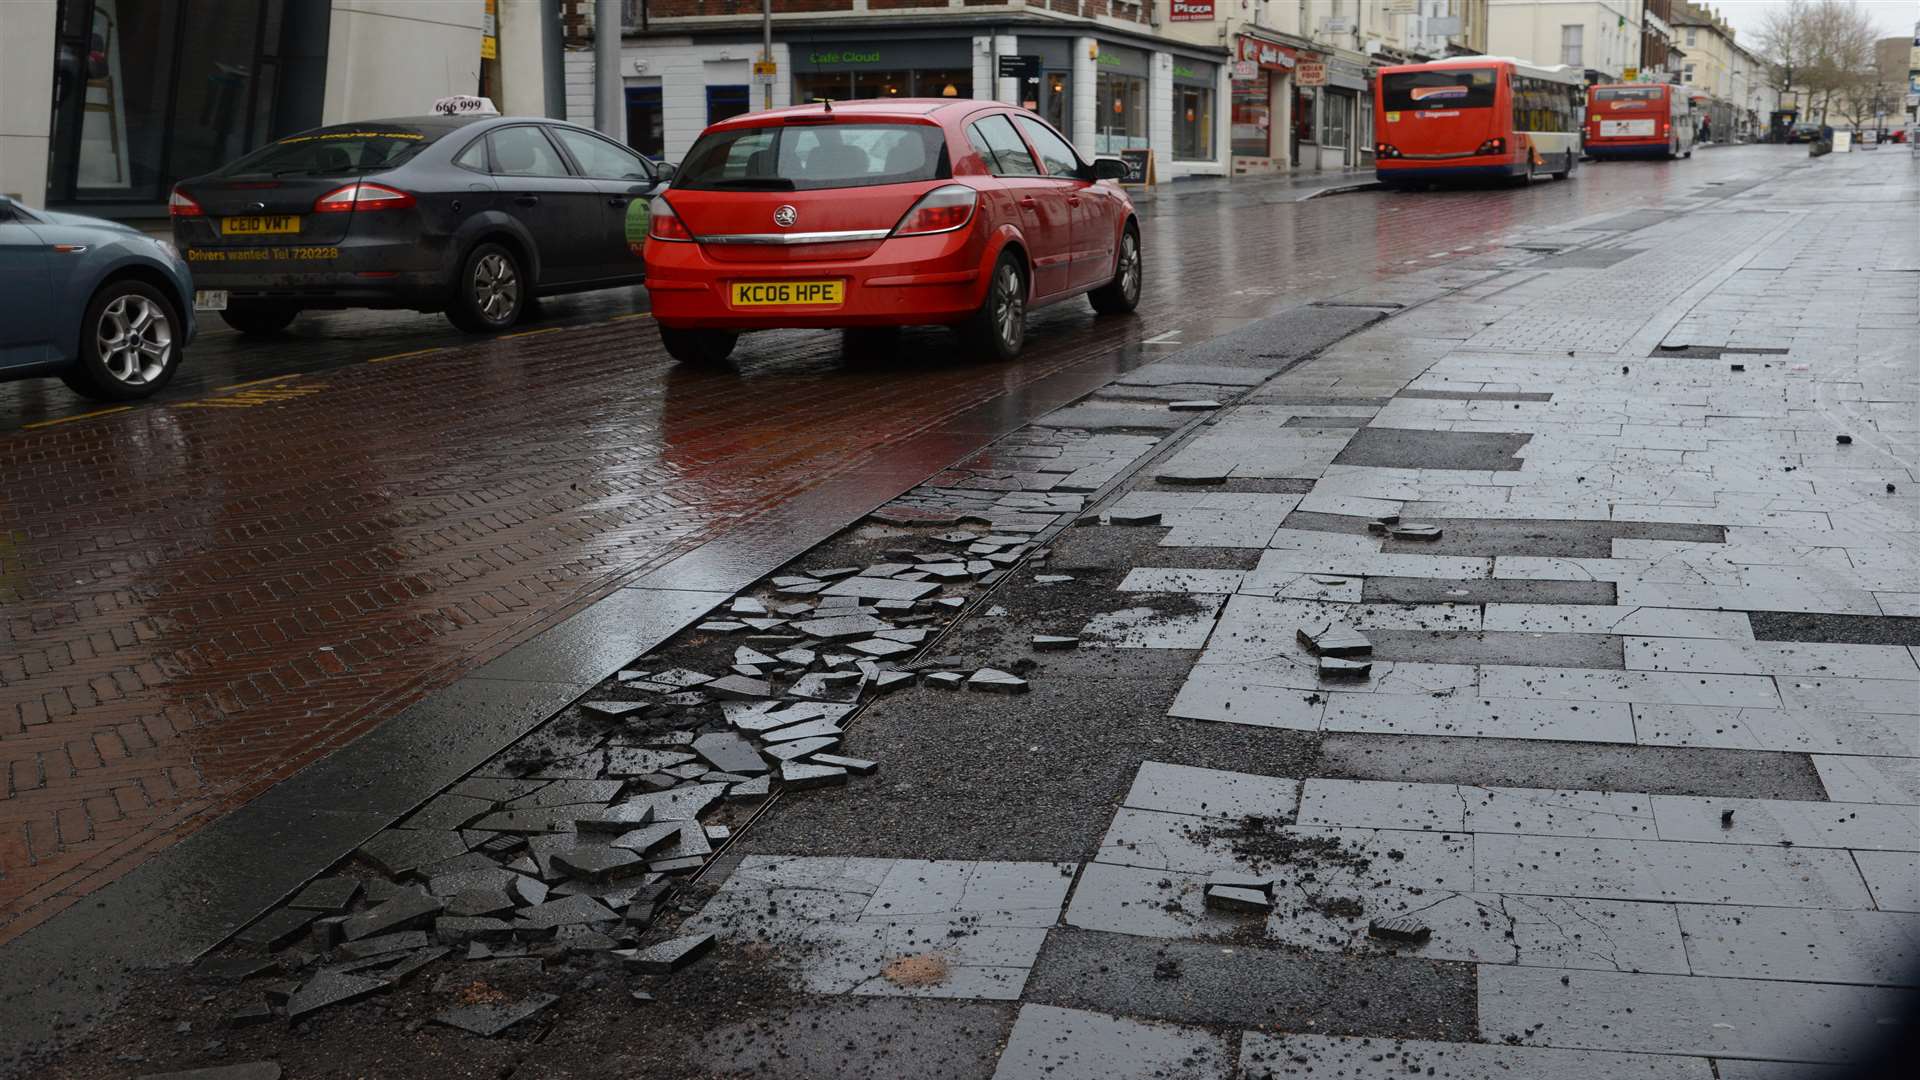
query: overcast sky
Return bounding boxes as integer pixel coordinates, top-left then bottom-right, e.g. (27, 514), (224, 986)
(1713, 0), (1918, 43)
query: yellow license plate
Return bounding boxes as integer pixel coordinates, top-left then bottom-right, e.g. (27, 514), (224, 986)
(221, 215), (300, 236)
(731, 280), (844, 307)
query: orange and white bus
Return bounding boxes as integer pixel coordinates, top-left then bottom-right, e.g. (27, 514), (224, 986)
(1584, 83), (1694, 159)
(1373, 57), (1584, 186)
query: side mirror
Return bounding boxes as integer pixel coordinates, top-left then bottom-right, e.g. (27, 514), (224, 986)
(655, 161), (678, 183)
(1091, 157), (1129, 182)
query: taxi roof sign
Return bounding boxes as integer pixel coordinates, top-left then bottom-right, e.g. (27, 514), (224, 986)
(433, 95), (499, 116)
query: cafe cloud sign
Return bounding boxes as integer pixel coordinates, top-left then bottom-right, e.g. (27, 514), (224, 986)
(1169, 0), (1214, 20)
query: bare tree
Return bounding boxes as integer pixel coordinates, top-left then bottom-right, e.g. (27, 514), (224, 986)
(1751, 0), (1813, 103)
(1754, 0), (1881, 124)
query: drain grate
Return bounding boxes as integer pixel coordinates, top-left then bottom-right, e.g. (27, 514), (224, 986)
(1532, 248), (1644, 269)
(1310, 300), (1406, 310)
(1651, 345), (1792, 359)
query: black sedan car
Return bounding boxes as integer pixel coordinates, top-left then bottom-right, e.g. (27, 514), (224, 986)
(170, 115), (670, 334)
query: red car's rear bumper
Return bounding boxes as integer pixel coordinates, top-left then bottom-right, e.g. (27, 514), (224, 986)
(644, 229), (992, 330)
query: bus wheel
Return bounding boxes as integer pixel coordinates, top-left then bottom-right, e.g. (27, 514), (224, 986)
(1551, 152), (1573, 180)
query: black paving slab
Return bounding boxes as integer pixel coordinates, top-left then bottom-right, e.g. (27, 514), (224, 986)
(1330, 428), (1533, 471)
(1748, 611), (1920, 646)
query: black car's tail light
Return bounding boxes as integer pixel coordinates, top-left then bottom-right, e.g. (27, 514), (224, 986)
(168, 189), (203, 217)
(313, 182), (416, 213)
(890, 185), (978, 237)
(647, 197), (693, 242)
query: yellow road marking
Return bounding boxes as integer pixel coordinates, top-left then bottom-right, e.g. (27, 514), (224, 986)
(179, 381), (329, 409)
(219, 373), (301, 391)
(611, 312), (654, 322)
(501, 326), (563, 339)
(368, 347), (447, 364)
(22, 406), (133, 430)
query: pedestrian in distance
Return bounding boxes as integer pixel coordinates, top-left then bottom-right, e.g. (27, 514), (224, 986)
(1698, 115), (1711, 144)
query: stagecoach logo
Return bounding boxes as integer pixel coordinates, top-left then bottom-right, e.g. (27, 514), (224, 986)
(1410, 85), (1469, 102)
(773, 205), (798, 228)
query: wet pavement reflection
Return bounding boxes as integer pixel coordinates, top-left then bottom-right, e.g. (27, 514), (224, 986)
(0, 146), (1802, 941)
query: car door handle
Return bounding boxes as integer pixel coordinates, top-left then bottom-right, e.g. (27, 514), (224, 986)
(607, 197), (627, 207)
(1066, 196), (1081, 207)
(1018, 196), (1038, 210)
(515, 195), (540, 206)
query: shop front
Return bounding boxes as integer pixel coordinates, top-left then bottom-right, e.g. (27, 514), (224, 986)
(1092, 44), (1151, 155)
(791, 40), (974, 104)
(1171, 59), (1218, 166)
(1231, 36), (1309, 174)
(43, 0), (330, 213)
(1310, 60), (1373, 170)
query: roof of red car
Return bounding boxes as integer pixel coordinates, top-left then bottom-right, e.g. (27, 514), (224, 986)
(705, 98), (981, 130)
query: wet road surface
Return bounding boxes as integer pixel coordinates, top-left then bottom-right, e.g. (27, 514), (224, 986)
(0, 146), (1805, 941)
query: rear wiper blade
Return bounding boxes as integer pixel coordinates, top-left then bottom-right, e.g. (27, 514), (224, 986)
(703, 178), (796, 190)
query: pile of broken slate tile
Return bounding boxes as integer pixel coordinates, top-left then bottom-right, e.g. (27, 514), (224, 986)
(213, 536), (1052, 1033)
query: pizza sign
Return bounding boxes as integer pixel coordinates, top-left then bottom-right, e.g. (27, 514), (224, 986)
(1170, 0), (1214, 20)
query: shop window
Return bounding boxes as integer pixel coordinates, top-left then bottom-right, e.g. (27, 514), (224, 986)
(707, 85), (750, 125)
(1094, 72), (1148, 154)
(1318, 90), (1352, 159)
(1174, 85), (1214, 161)
(853, 70), (912, 98)
(1231, 71), (1271, 158)
(916, 70), (971, 99)
(625, 86), (664, 160)
(1042, 71), (1071, 135)
(1561, 25), (1583, 68)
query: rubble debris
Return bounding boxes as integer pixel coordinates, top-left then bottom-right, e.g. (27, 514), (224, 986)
(1318, 657), (1372, 678)
(193, 956), (278, 984)
(1367, 915), (1433, 944)
(1721, 809), (1736, 828)
(1390, 523), (1442, 540)
(135, 1063), (283, 1080)
(780, 760), (850, 789)
(286, 970), (389, 1022)
(1203, 880), (1277, 914)
(622, 932), (716, 974)
(1033, 574), (1075, 584)
(287, 877), (362, 913)
(1032, 635), (1080, 651)
(431, 992), (559, 1037)
(811, 753), (878, 775)
(341, 889), (444, 942)
(967, 668), (1031, 693)
(1296, 621), (1373, 657)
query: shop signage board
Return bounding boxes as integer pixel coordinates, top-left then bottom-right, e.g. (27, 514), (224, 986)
(1296, 62), (1328, 87)
(1117, 148), (1155, 187)
(1233, 60), (1258, 80)
(1169, 0), (1215, 20)
(997, 55), (1040, 81)
(1237, 37), (1301, 72)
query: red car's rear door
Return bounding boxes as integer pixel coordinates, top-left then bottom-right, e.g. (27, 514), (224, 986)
(964, 113), (1071, 297)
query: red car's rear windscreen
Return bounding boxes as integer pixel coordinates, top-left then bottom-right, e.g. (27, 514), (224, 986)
(673, 122), (950, 192)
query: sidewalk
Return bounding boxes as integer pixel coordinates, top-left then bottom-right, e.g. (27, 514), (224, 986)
(5, 148), (1912, 1078)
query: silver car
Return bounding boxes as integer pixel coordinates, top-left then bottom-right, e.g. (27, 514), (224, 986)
(0, 194), (196, 400)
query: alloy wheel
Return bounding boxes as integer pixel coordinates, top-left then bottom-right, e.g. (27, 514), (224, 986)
(993, 263), (1024, 351)
(1119, 234), (1141, 304)
(96, 294), (172, 385)
(473, 253), (520, 322)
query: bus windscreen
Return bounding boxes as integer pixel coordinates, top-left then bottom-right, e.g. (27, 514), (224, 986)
(1382, 69), (1498, 111)
(1594, 87), (1662, 102)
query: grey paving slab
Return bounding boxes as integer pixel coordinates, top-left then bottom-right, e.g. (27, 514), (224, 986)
(1631, 704), (1920, 757)
(1775, 676), (1920, 715)
(1121, 761), (1300, 820)
(1463, 786), (1658, 840)
(1473, 833), (1875, 908)
(863, 859), (1073, 928)
(1483, 606), (1754, 639)
(1476, 665), (1783, 708)
(1079, 597), (1226, 649)
(820, 576), (941, 602)
(1296, 779), (1467, 832)
(988, 1004), (1232, 1080)
(1364, 576), (1617, 605)
(1239, 1031), (1714, 1080)
(1811, 754), (1920, 805)
(1116, 567), (1247, 593)
(1625, 638), (1919, 679)
(1711, 1063), (1853, 1080)
(1677, 904), (1920, 985)
(1649, 794), (1920, 850)
(1852, 850), (1920, 912)
(1324, 694), (1639, 743)
(1478, 965), (1911, 1062)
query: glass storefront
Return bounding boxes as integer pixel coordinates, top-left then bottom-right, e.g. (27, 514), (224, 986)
(1231, 71), (1272, 158)
(792, 41), (972, 105)
(1172, 64), (1215, 161)
(47, 0), (327, 209)
(1319, 89), (1355, 165)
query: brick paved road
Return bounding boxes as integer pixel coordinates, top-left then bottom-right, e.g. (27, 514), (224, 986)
(0, 147), (1794, 942)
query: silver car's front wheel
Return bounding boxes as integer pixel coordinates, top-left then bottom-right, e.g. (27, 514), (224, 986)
(96, 293), (173, 385)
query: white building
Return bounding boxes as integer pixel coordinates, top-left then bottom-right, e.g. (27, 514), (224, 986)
(1485, 0), (1643, 80)
(0, 0), (555, 212)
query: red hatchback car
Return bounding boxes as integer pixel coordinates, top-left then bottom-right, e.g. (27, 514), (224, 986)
(642, 99), (1141, 364)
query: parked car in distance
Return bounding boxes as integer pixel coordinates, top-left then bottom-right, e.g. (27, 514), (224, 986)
(0, 193), (195, 400)
(642, 99), (1140, 365)
(171, 114), (672, 335)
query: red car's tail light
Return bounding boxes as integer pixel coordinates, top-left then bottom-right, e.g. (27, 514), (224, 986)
(313, 182), (415, 213)
(647, 196), (693, 242)
(1476, 137), (1507, 155)
(890, 185), (978, 237)
(168, 189), (203, 217)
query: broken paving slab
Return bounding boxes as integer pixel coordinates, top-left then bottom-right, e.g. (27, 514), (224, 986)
(781, 760), (850, 789)
(624, 932), (716, 974)
(515, 894), (620, 931)
(1032, 635), (1080, 651)
(552, 846), (650, 884)
(692, 731), (769, 775)
(766, 736), (841, 761)
(1318, 657), (1372, 678)
(1296, 621), (1372, 657)
(432, 992), (559, 1037)
(821, 576), (941, 602)
(967, 669), (1030, 694)
(341, 889), (444, 942)
(1368, 914), (1433, 944)
(812, 754), (879, 776)
(286, 877), (362, 913)
(285, 969), (389, 1022)
(1203, 884), (1276, 914)
(356, 828), (469, 877)
(236, 907), (320, 951)
(792, 612), (894, 639)
(135, 1065), (283, 1080)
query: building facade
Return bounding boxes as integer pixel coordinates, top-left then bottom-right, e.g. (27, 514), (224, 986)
(1671, 2), (1769, 140)
(0, 0), (554, 213)
(1485, 0), (1642, 82)
(1639, 0), (1676, 81)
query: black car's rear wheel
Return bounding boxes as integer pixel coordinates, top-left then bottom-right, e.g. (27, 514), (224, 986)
(446, 241), (526, 333)
(220, 302), (299, 336)
(659, 326), (738, 365)
(60, 280), (183, 401)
